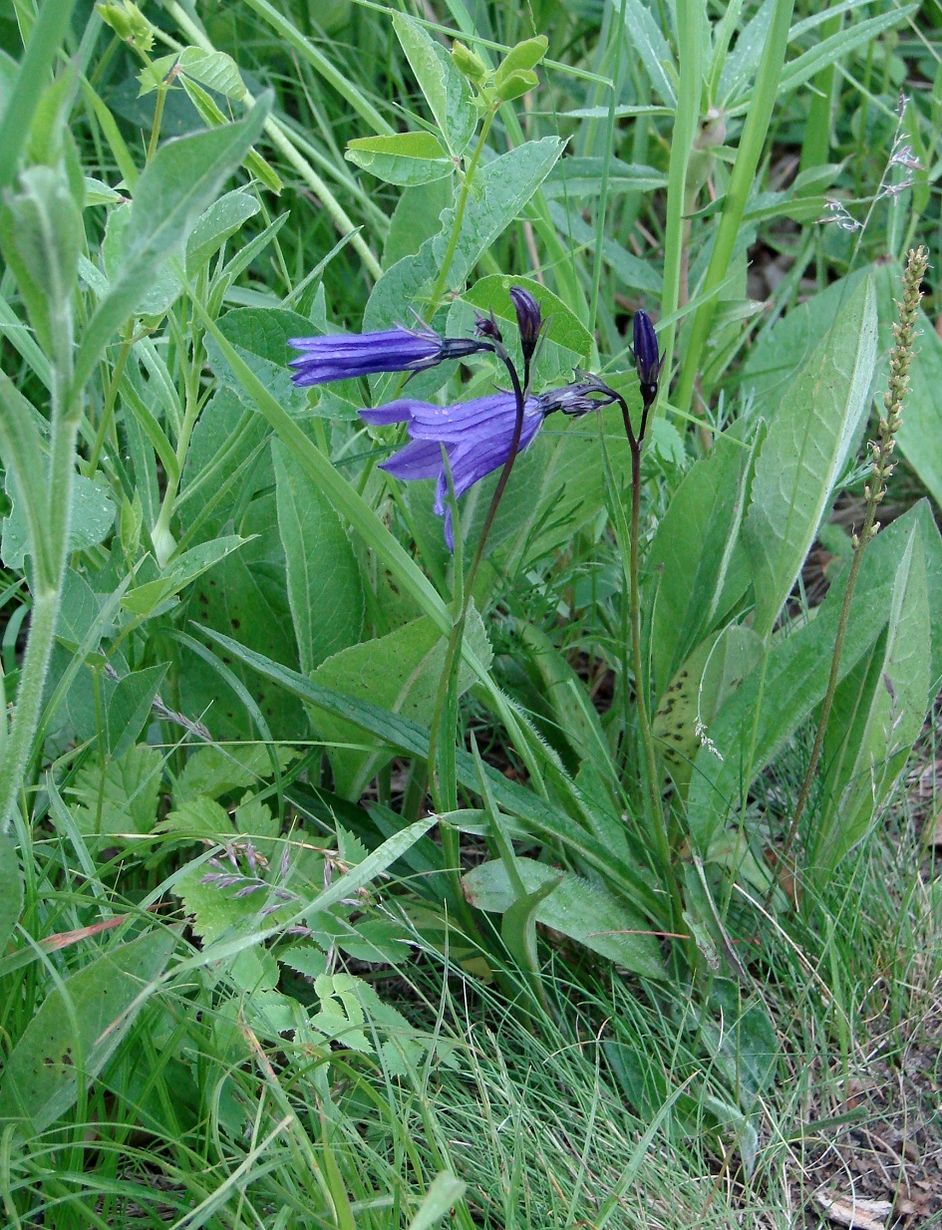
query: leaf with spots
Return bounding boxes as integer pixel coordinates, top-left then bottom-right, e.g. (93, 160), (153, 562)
(0, 928), (177, 1139)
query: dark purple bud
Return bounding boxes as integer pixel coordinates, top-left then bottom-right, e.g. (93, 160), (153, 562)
(538, 377), (617, 418)
(632, 309), (661, 408)
(474, 311), (503, 344)
(509, 285), (542, 367)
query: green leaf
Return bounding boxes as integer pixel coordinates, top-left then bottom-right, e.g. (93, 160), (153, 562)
(177, 503), (305, 740)
(384, 178), (452, 268)
(272, 439), (364, 675)
(744, 278), (877, 639)
(542, 156), (665, 199)
(653, 624), (764, 795)
(309, 608), (492, 798)
(460, 274), (592, 360)
(1, 473), (115, 571)
(462, 857), (665, 980)
(364, 136), (565, 330)
(195, 626), (660, 915)
(407, 1173), (467, 1230)
(345, 132), (454, 186)
(172, 744), (296, 808)
(73, 95), (272, 391)
(620, 0), (676, 106)
(813, 523), (931, 872)
(66, 745), (162, 843)
(0, 164), (81, 360)
(106, 663), (168, 757)
(204, 306), (319, 417)
(122, 535), (248, 617)
(0, 928), (176, 1139)
(185, 188), (260, 273)
(647, 425), (757, 696)
(493, 68), (539, 103)
(494, 35), (548, 83)
(392, 13), (477, 156)
(741, 262), (942, 522)
(686, 504), (933, 854)
(138, 47), (246, 100)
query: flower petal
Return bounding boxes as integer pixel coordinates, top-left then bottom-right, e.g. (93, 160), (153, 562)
(379, 438), (444, 480)
(359, 399), (435, 426)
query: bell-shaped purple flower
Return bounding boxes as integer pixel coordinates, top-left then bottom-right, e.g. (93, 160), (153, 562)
(360, 392), (546, 549)
(288, 324), (487, 387)
(632, 309), (662, 408)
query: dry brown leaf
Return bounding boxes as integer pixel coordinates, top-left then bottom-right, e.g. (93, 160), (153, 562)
(814, 1191), (894, 1230)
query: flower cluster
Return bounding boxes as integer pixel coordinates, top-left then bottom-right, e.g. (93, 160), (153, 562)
(288, 289), (661, 548)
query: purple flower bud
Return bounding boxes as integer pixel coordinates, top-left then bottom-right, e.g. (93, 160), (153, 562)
(539, 377), (617, 418)
(474, 311), (503, 344)
(288, 324), (488, 387)
(509, 286), (542, 368)
(632, 309), (661, 408)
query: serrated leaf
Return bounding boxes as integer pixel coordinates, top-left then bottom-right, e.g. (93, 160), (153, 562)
(172, 744), (296, 807)
(67, 745), (162, 843)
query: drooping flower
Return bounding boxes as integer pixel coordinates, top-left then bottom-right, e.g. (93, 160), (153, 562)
(288, 324), (488, 387)
(360, 382), (613, 549)
(631, 309), (662, 408)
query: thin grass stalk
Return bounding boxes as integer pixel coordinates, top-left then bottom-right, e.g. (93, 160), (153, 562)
(657, 0), (703, 394)
(673, 0), (795, 418)
(163, 0), (383, 280)
(780, 246), (928, 878)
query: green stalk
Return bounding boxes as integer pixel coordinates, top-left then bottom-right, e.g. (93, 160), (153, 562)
(657, 0), (703, 393)
(425, 107), (497, 320)
(0, 391), (81, 835)
(673, 0), (795, 418)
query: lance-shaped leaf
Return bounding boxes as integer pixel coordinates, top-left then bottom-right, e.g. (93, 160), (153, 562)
(744, 277), (877, 640)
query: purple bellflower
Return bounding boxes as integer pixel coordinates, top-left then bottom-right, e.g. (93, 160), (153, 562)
(360, 381), (614, 549)
(631, 309), (662, 409)
(289, 324), (487, 387)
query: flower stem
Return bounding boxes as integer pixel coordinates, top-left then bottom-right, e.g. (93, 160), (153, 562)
(429, 345), (527, 913)
(779, 246), (928, 883)
(613, 394), (681, 931)
(425, 107), (497, 321)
